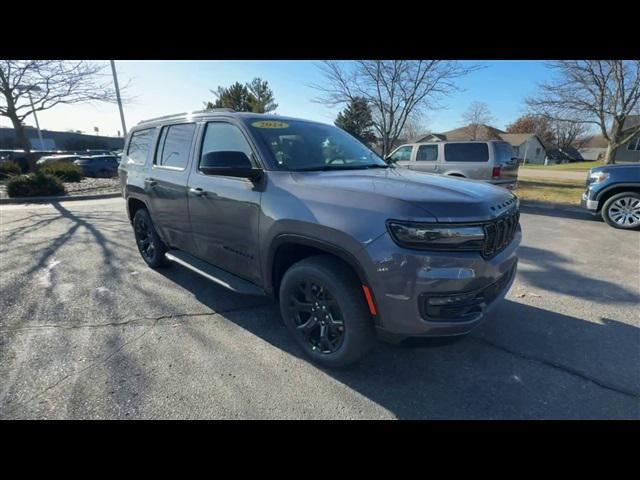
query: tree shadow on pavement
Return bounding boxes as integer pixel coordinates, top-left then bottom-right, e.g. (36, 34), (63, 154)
(156, 264), (640, 419)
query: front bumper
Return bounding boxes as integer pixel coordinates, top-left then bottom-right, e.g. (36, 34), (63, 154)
(581, 192), (599, 211)
(363, 228), (520, 340)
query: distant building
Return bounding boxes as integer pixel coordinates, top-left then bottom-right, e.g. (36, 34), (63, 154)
(498, 133), (547, 164)
(0, 127), (124, 151)
(413, 124), (506, 143)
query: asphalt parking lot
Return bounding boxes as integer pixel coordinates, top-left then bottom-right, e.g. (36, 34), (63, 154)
(1, 198), (638, 419)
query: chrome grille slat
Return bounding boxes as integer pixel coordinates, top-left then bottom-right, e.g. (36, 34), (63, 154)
(482, 208), (519, 258)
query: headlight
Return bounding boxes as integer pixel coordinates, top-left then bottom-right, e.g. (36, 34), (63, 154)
(588, 171), (609, 183)
(387, 221), (485, 250)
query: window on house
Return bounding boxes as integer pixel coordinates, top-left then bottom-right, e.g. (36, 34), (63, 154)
(627, 136), (640, 151)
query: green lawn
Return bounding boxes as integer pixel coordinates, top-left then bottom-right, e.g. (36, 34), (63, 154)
(520, 160), (604, 171)
(515, 178), (585, 206)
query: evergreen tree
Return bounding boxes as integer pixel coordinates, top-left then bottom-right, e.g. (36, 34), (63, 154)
(334, 97), (376, 143)
(247, 78), (278, 113)
(205, 78), (277, 113)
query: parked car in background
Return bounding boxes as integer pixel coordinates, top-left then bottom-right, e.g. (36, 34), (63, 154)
(74, 155), (120, 177)
(386, 140), (520, 189)
(581, 163), (640, 230)
(119, 111), (520, 367)
(36, 154), (80, 167)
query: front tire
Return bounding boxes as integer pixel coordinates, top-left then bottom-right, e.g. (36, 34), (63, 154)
(601, 192), (640, 230)
(279, 255), (376, 368)
(132, 208), (170, 268)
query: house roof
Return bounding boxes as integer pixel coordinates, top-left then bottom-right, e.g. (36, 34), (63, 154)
(622, 115), (640, 132)
(498, 133), (538, 147)
(546, 147), (583, 161)
(581, 135), (608, 148)
(436, 124), (506, 141)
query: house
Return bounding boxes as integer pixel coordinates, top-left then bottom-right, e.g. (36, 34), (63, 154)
(612, 115), (640, 163)
(578, 135), (608, 161)
(498, 133), (547, 164)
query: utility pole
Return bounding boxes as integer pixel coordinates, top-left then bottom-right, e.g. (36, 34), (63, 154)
(110, 60), (127, 136)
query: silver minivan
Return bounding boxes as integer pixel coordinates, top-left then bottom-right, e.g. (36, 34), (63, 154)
(386, 140), (520, 189)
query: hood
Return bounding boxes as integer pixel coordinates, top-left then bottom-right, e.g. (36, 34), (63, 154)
(290, 167), (517, 222)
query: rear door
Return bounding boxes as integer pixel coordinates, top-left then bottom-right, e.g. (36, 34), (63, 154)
(409, 144), (439, 173)
(146, 122), (198, 252)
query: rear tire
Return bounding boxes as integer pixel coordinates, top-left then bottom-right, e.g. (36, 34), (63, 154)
(601, 192), (640, 230)
(279, 255), (376, 368)
(132, 208), (170, 268)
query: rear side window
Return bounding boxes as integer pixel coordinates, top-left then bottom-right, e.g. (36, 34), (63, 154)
(155, 123), (196, 169)
(444, 143), (489, 162)
(200, 122), (254, 168)
(495, 142), (515, 164)
(126, 128), (155, 165)
(416, 145), (438, 161)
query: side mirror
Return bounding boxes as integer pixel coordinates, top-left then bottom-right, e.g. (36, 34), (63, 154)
(200, 151), (262, 181)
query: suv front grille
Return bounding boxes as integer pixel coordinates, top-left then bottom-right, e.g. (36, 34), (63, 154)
(483, 209), (519, 258)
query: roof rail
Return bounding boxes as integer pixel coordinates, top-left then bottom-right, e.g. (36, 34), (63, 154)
(137, 108), (236, 125)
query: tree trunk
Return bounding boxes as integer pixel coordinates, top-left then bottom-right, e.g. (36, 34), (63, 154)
(604, 143), (616, 165)
(8, 113), (31, 153)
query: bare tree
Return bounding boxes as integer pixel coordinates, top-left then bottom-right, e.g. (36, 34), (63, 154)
(0, 60), (121, 152)
(311, 60), (479, 157)
(551, 119), (588, 149)
(401, 114), (429, 142)
(461, 101), (494, 139)
(527, 60), (640, 164)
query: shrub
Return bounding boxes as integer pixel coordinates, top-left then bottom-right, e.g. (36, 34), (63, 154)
(6, 172), (66, 197)
(0, 161), (22, 179)
(39, 162), (83, 182)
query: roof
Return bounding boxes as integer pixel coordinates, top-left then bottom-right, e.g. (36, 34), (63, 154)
(498, 133), (539, 147)
(135, 110), (326, 128)
(581, 135), (608, 148)
(435, 124), (506, 141)
(546, 147), (583, 161)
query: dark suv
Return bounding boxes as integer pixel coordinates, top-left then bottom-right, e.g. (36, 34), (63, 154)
(119, 111), (521, 367)
(581, 163), (640, 230)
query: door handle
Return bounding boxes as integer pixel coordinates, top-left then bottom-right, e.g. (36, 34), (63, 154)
(189, 187), (206, 197)
(144, 178), (157, 187)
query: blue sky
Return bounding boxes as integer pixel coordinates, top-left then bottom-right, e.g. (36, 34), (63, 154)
(5, 60), (553, 137)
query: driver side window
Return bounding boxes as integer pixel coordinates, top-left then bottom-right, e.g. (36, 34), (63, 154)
(389, 146), (413, 162)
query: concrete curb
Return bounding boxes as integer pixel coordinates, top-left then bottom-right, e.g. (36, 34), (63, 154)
(0, 192), (121, 205)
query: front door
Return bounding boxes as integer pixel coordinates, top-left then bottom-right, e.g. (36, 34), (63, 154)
(387, 145), (414, 168)
(408, 144), (439, 173)
(187, 120), (263, 285)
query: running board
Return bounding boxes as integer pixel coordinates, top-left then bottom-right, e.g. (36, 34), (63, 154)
(165, 250), (266, 296)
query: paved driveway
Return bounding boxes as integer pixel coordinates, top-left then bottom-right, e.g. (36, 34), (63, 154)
(0, 198), (638, 419)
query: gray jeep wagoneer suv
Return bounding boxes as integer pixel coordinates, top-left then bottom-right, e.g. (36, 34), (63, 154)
(119, 110), (521, 367)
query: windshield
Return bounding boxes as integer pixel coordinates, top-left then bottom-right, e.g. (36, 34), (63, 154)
(246, 119), (387, 171)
